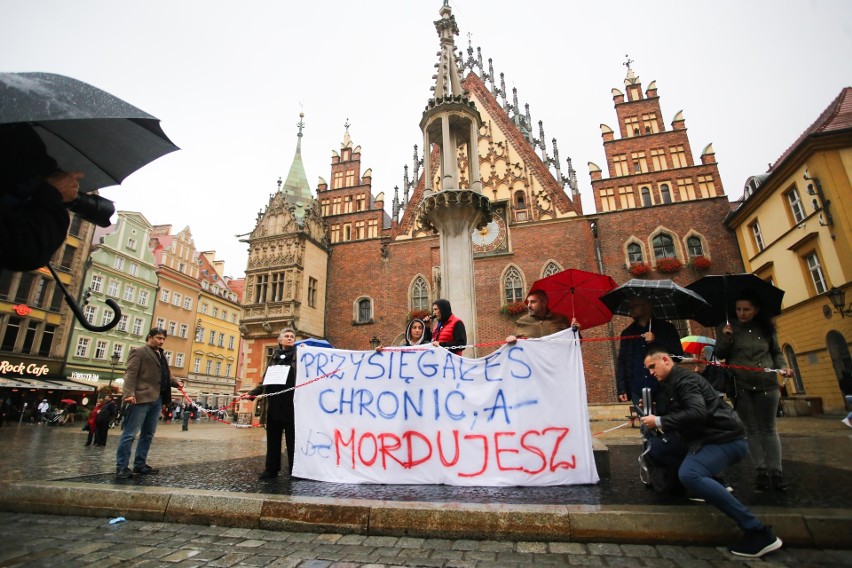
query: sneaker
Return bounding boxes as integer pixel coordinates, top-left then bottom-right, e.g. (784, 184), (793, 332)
(755, 469), (770, 490)
(842, 417), (852, 428)
(115, 467), (133, 479)
(258, 469), (278, 480)
(770, 472), (787, 491)
(132, 464), (159, 475)
(728, 525), (782, 558)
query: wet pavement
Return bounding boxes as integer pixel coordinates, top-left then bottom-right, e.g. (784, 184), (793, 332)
(2, 416), (850, 510)
(1, 414), (851, 566)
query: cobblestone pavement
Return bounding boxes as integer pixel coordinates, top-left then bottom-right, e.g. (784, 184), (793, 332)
(1, 512), (851, 567)
(1, 416), (851, 566)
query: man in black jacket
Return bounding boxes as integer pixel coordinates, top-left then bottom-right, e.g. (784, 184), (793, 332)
(640, 345), (782, 559)
(248, 328), (297, 479)
(616, 296), (683, 409)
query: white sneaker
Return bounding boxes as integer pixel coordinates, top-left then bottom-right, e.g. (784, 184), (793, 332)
(842, 417), (852, 429)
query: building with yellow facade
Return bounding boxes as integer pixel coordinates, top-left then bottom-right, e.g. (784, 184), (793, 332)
(149, 225), (201, 389)
(725, 87), (852, 413)
(188, 251), (241, 409)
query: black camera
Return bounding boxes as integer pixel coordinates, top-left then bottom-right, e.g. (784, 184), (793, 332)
(66, 193), (115, 228)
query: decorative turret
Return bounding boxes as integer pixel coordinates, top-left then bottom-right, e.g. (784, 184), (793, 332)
(415, 1), (491, 356)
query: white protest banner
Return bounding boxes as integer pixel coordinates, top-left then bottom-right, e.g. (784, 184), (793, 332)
(293, 328), (598, 486)
(263, 365), (291, 386)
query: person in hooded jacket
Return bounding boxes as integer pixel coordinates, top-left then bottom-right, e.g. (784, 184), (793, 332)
(430, 299), (466, 355)
(404, 318), (432, 346)
(248, 328), (298, 479)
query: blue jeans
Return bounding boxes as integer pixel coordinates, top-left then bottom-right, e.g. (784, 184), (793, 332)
(678, 439), (763, 531)
(115, 398), (161, 471)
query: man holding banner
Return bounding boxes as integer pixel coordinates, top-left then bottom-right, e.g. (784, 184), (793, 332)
(505, 290), (578, 343)
(248, 328), (297, 479)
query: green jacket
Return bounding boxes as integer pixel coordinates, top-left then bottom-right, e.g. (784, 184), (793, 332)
(714, 320), (785, 391)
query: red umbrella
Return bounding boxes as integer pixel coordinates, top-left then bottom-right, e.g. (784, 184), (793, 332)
(529, 269), (616, 329)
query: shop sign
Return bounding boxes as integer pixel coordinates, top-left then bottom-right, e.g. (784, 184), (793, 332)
(70, 372), (100, 382)
(0, 360), (51, 377)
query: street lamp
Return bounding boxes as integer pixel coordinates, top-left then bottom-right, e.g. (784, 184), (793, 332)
(827, 287), (852, 318)
(369, 336), (381, 350)
(108, 351), (121, 389)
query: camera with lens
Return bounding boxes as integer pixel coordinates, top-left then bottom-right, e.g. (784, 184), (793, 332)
(66, 192), (115, 228)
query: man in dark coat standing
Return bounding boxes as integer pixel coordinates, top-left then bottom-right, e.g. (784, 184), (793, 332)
(616, 296), (683, 410)
(640, 345), (782, 558)
(114, 328), (183, 479)
(94, 395), (117, 447)
(249, 328), (297, 479)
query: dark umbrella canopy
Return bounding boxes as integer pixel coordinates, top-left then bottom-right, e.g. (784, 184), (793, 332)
(529, 268), (616, 329)
(0, 72), (179, 193)
(600, 278), (710, 321)
(687, 274), (785, 326)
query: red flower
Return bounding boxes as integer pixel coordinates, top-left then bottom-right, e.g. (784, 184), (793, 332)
(655, 257), (683, 274)
(407, 309), (430, 321)
(691, 255), (711, 271)
(628, 262), (651, 277)
(501, 301), (528, 316)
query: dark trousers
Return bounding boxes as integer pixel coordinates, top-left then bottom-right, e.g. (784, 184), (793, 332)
(265, 397), (295, 474)
(94, 422), (110, 446)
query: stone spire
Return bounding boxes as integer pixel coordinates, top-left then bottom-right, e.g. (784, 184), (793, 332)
(279, 112), (313, 223)
(416, 1), (490, 357)
(432, 0), (464, 99)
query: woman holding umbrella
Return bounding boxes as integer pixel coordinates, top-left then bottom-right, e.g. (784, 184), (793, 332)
(714, 289), (792, 491)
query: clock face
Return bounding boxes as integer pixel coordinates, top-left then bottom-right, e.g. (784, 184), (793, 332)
(472, 213), (507, 253)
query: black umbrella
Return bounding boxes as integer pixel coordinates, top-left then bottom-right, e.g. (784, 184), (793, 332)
(0, 72), (179, 193)
(600, 278), (710, 322)
(687, 274), (785, 327)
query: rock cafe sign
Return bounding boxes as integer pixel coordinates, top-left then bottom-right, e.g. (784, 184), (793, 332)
(0, 360), (51, 377)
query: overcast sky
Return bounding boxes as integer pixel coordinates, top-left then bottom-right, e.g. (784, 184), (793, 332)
(3, 0), (850, 278)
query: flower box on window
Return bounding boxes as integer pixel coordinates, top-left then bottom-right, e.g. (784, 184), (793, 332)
(500, 301), (527, 316)
(691, 255), (711, 271)
(655, 257), (683, 274)
(407, 309), (430, 322)
(628, 262), (652, 277)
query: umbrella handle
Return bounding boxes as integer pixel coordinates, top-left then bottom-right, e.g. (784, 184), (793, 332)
(47, 263), (122, 332)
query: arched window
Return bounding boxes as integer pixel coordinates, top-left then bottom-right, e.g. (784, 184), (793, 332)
(542, 261), (561, 277)
(652, 234), (676, 259)
(627, 243), (644, 263)
(410, 277), (429, 311)
(503, 267), (524, 304)
(660, 184), (672, 204)
(641, 187), (652, 207)
(356, 297), (372, 323)
(783, 345), (805, 393)
(514, 191), (526, 209)
(687, 236), (704, 257)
